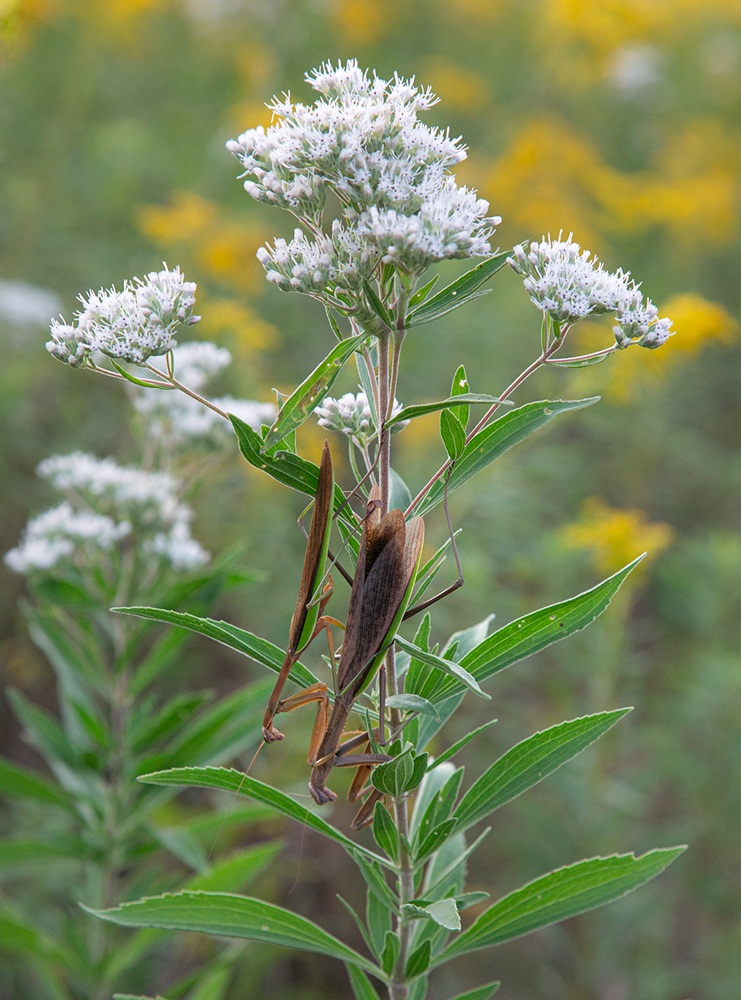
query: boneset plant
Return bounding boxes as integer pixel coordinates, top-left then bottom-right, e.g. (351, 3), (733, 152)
(38, 61), (682, 1000)
(1, 349), (280, 1000)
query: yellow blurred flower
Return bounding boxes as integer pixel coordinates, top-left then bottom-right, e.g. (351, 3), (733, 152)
(137, 189), (271, 293)
(198, 296), (277, 354)
(420, 57), (492, 113)
(486, 115), (739, 254)
(560, 497), (674, 575)
(333, 0), (394, 44)
(484, 119), (617, 249)
(536, 0), (741, 88)
(438, 0), (506, 22)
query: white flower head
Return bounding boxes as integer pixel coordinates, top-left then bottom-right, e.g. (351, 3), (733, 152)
(6, 452), (211, 577)
(228, 60), (498, 285)
(315, 390), (407, 444)
(4, 501), (131, 575)
(508, 235), (632, 326)
(46, 265), (199, 367)
(508, 234), (673, 348)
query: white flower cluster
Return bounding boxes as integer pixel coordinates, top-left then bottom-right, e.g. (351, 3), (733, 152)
(227, 60), (498, 284)
(4, 452), (210, 577)
(508, 236), (673, 348)
(315, 390), (407, 444)
(257, 221), (379, 296)
(133, 341), (276, 445)
(4, 502), (131, 574)
(46, 266), (198, 367)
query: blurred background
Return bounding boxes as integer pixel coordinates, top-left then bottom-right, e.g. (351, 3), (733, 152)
(1, 1), (740, 998)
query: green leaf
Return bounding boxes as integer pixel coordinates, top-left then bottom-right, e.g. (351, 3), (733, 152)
(440, 409), (466, 462)
(372, 802), (399, 862)
(366, 882), (392, 958)
(0, 903), (80, 973)
(438, 848), (686, 961)
(547, 351), (614, 368)
(381, 931), (400, 977)
(184, 842), (282, 893)
(402, 898), (461, 931)
(385, 393), (511, 428)
(405, 940), (432, 979)
(87, 891), (380, 975)
(363, 279), (394, 327)
(449, 364), (471, 428)
(347, 964), (382, 1000)
(183, 965), (232, 1000)
(429, 557), (644, 703)
(262, 333), (366, 449)
(388, 467), (413, 512)
(114, 995), (166, 999)
(384, 694), (439, 720)
(151, 826), (210, 874)
(0, 837), (91, 870)
(414, 818), (459, 864)
(230, 415), (355, 524)
(409, 274), (439, 308)
(337, 895), (376, 961)
(429, 720), (498, 770)
(451, 892), (490, 911)
(137, 766), (390, 866)
(395, 637), (489, 700)
(0, 757), (70, 808)
(407, 252), (511, 327)
(114, 607), (320, 692)
(352, 852), (397, 908)
(415, 768), (464, 848)
(110, 359), (175, 388)
(453, 710), (631, 834)
(131, 691), (213, 752)
(413, 398), (599, 517)
(7, 688), (83, 773)
(162, 680), (270, 766)
(371, 749), (428, 797)
(446, 981), (500, 1000)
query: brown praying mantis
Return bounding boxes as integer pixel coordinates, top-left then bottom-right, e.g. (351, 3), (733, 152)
(260, 439), (456, 828)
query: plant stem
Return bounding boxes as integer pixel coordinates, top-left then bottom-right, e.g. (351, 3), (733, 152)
(144, 363), (230, 419)
(377, 330), (391, 516)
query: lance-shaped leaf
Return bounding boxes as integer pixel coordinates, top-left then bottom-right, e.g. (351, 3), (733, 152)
(412, 398), (599, 517)
(230, 415), (355, 526)
(436, 848), (686, 961)
(262, 335), (366, 449)
(347, 964), (382, 1000)
(446, 983), (500, 1000)
(87, 891), (381, 976)
(452, 710), (631, 835)
(425, 556), (643, 703)
(113, 606), (320, 692)
(0, 757), (70, 809)
(385, 394), (512, 428)
(263, 442), (334, 738)
(137, 766), (391, 867)
(395, 636), (489, 700)
(407, 251), (511, 328)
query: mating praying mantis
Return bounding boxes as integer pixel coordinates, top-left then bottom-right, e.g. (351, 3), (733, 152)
(260, 440), (439, 828)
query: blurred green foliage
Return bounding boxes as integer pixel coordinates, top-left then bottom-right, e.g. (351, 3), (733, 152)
(1, 1), (740, 997)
